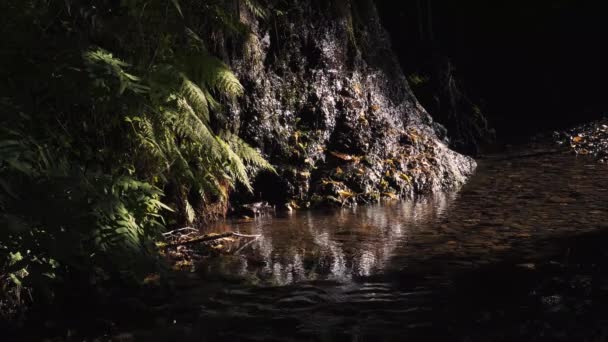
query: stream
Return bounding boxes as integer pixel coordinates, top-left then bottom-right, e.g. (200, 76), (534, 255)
(142, 150), (608, 341)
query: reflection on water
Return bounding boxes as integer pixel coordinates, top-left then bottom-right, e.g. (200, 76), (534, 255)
(202, 193), (457, 285)
(197, 152), (608, 290)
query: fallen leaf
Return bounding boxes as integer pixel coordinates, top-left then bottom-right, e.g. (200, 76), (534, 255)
(337, 190), (356, 199)
(398, 172), (412, 183)
(383, 192), (399, 199)
(330, 151), (359, 161)
(143, 273), (160, 285)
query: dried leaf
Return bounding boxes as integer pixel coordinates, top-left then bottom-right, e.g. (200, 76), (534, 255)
(330, 151), (356, 161)
(572, 136), (584, 143)
(143, 273), (161, 285)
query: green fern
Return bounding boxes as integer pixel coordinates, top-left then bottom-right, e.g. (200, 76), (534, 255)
(84, 48), (149, 95)
(180, 54), (244, 101)
(179, 73), (211, 121)
(221, 130), (276, 172)
(1, 0), (276, 308)
(241, 0), (268, 19)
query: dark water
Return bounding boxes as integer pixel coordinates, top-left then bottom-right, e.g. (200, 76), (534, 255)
(152, 151), (608, 341)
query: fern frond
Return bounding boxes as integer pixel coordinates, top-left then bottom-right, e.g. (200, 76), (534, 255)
(216, 137), (252, 191)
(178, 73), (210, 122)
(241, 0), (268, 19)
(184, 198), (195, 224)
(182, 54), (244, 101)
(170, 0), (184, 18)
(222, 131), (275, 172)
(83, 48), (149, 95)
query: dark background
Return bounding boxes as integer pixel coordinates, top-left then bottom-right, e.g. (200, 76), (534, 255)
(377, 0), (608, 141)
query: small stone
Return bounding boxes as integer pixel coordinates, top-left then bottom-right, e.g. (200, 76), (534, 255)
(516, 263), (536, 270)
(548, 196), (575, 204)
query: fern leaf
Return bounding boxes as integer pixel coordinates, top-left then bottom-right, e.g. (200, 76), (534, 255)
(216, 137), (252, 191)
(222, 131), (275, 172)
(182, 54), (244, 100)
(241, 0), (268, 19)
(171, 0), (184, 18)
(179, 73), (210, 122)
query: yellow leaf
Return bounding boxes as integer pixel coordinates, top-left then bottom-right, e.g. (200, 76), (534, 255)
(321, 178), (343, 186)
(398, 173), (412, 183)
(337, 190), (355, 199)
(383, 192), (398, 199)
(172, 260), (193, 271)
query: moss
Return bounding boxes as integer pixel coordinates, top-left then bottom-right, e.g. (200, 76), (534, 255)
(407, 73), (430, 87)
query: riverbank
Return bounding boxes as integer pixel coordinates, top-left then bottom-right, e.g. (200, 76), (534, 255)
(557, 117), (608, 162)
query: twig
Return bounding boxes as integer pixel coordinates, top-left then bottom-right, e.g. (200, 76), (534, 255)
(232, 236), (260, 254)
(163, 232), (261, 248)
(232, 232), (262, 238)
(162, 227), (198, 236)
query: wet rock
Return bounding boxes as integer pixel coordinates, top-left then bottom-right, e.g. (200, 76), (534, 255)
(541, 295), (563, 309)
(233, 201), (275, 217)
(225, 1), (476, 205)
(555, 118), (608, 162)
(516, 263), (536, 270)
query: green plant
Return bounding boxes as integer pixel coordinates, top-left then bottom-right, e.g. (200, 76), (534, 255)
(0, 0), (272, 314)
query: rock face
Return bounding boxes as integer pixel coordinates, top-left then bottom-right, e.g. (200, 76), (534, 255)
(226, 1), (475, 206)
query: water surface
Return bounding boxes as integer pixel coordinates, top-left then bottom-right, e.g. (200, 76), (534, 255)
(159, 151), (608, 341)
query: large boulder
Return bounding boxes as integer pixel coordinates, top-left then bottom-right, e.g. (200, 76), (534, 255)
(226, 0), (476, 206)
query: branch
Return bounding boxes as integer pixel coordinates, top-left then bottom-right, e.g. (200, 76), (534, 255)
(163, 231), (261, 248)
(162, 227), (198, 236)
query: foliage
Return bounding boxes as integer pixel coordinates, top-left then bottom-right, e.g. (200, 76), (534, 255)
(0, 0), (271, 315)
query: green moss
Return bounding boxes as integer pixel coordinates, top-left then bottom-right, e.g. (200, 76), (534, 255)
(407, 73), (430, 87)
